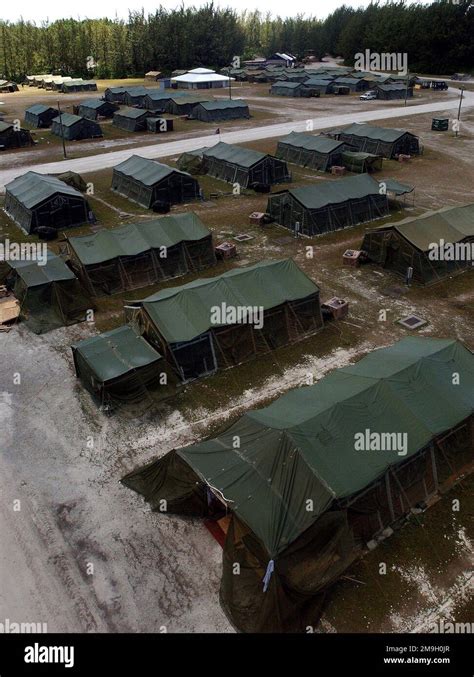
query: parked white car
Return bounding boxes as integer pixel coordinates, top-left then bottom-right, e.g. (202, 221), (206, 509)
(360, 91), (377, 100)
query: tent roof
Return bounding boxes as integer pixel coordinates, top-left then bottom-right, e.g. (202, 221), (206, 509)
(113, 155), (190, 186)
(114, 106), (149, 119)
(0, 121), (14, 132)
(8, 252), (76, 287)
(341, 122), (412, 142)
(272, 81), (302, 89)
(195, 100), (248, 111)
(123, 86), (149, 96)
(72, 325), (161, 383)
(5, 171), (83, 209)
(303, 77), (333, 86)
(137, 258), (319, 343)
(79, 98), (111, 109)
(171, 72), (232, 83)
(144, 91), (185, 101)
(374, 204), (474, 252)
(278, 132), (345, 153)
(375, 84), (408, 92)
(175, 337), (474, 556)
(286, 173), (381, 209)
(333, 77), (360, 84)
(168, 95), (208, 105)
(67, 213), (210, 265)
(380, 178), (414, 195)
(25, 104), (57, 115)
(201, 141), (267, 168)
(52, 113), (86, 127)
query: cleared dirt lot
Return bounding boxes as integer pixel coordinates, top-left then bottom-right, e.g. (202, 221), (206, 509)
(0, 88), (473, 633)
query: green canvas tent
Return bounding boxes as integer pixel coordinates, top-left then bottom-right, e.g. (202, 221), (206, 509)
(341, 151), (383, 173)
(24, 104), (59, 128)
(375, 84), (413, 100)
(125, 258), (323, 382)
(182, 142), (290, 187)
(51, 113), (102, 140)
(5, 171), (90, 234)
(361, 203), (474, 284)
(111, 155), (201, 209)
(276, 132), (347, 171)
(77, 99), (118, 120)
(189, 100), (250, 122)
(104, 86), (126, 103)
(270, 81), (305, 97)
(61, 80), (97, 92)
(0, 252), (91, 333)
(267, 173), (389, 236)
(337, 123), (420, 158)
(72, 325), (164, 406)
(165, 96), (209, 116)
(123, 86), (150, 106)
(112, 107), (151, 132)
(65, 212), (216, 296)
(0, 121), (34, 150)
(302, 77), (333, 95)
(143, 91), (186, 112)
(122, 337), (474, 632)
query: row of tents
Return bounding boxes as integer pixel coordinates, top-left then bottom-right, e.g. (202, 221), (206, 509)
(5, 123), (419, 231)
(25, 74), (98, 92)
(271, 79), (413, 99)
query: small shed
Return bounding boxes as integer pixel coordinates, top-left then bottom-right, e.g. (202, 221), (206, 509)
(145, 71), (162, 81)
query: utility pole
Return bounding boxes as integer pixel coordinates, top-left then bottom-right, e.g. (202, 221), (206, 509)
(404, 70), (410, 107)
(228, 69), (232, 100)
(455, 87), (464, 137)
(57, 100), (67, 159)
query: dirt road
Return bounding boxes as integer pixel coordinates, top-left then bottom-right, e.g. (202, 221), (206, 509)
(0, 87), (471, 189)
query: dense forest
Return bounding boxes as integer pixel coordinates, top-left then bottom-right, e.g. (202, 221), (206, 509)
(0, 1), (473, 80)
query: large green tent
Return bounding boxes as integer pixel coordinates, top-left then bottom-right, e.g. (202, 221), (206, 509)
(361, 203), (474, 284)
(65, 212), (216, 296)
(267, 173), (389, 236)
(125, 258), (323, 382)
(270, 81), (305, 97)
(276, 132), (347, 171)
(5, 171), (90, 234)
(123, 337), (474, 632)
(143, 91), (186, 112)
(111, 155), (201, 209)
(0, 252), (91, 333)
(0, 121), (34, 150)
(189, 100), (250, 122)
(24, 104), (59, 128)
(77, 99), (118, 120)
(112, 107), (151, 132)
(182, 142), (290, 188)
(72, 325), (164, 406)
(51, 113), (102, 140)
(337, 123), (420, 158)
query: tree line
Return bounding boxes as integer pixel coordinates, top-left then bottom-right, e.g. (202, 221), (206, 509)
(0, 1), (472, 81)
